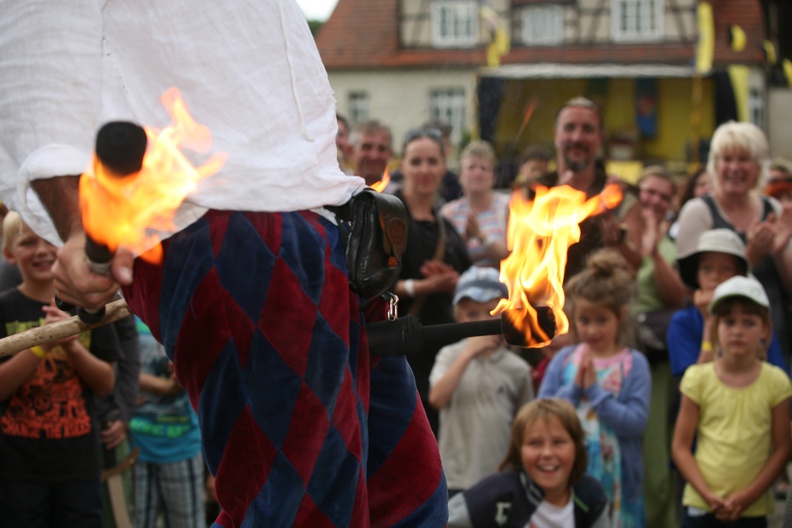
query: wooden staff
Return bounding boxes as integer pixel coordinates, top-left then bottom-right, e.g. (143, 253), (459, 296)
(0, 299), (131, 358)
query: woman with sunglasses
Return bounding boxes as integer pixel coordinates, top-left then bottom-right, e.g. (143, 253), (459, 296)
(393, 128), (472, 436)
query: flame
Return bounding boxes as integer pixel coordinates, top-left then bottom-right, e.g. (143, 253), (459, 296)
(79, 88), (226, 263)
(494, 183), (623, 347)
(370, 167), (391, 193)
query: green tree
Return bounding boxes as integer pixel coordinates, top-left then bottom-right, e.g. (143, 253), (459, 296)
(307, 19), (324, 37)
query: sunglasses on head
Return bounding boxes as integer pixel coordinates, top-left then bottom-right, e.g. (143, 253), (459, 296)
(404, 128), (443, 143)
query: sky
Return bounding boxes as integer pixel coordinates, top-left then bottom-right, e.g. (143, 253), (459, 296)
(296, 0), (339, 21)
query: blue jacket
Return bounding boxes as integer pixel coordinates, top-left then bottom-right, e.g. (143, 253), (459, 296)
(537, 345), (651, 502)
(448, 470), (609, 528)
(667, 305), (786, 378)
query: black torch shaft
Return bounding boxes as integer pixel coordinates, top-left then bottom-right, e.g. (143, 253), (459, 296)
(85, 121), (147, 271)
(57, 122), (147, 324)
(367, 306), (556, 356)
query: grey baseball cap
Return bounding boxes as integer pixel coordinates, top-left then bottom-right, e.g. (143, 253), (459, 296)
(453, 266), (509, 305)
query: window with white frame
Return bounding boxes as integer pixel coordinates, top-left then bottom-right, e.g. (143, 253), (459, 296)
(431, 0), (479, 48)
(430, 88), (466, 145)
(611, 0), (663, 41)
(348, 91), (370, 124)
(521, 5), (563, 46)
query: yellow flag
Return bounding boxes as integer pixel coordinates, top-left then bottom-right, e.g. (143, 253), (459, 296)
(696, 2), (714, 74)
(481, 5), (509, 67)
(783, 59), (792, 88)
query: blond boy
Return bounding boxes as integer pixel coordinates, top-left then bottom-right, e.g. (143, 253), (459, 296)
(0, 212), (118, 527)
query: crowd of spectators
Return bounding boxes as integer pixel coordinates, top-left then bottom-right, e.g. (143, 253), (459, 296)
(2, 86), (792, 526)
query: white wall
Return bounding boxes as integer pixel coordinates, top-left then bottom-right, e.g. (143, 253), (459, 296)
(328, 69), (478, 156)
(767, 88), (792, 160)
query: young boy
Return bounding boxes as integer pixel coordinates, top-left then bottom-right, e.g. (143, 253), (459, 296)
(130, 317), (205, 528)
(0, 212), (118, 526)
(428, 266), (534, 496)
(669, 228), (786, 377)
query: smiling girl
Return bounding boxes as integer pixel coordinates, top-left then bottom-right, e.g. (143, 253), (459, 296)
(672, 275), (791, 526)
(448, 398), (609, 527)
(538, 249), (651, 527)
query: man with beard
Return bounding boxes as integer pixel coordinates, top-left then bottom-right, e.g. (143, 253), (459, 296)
(350, 120), (393, 187)
(533, 97), (643, 279)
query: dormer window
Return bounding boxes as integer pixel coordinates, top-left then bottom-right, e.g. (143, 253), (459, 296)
(431, 0), (479, 48)
(611, 0), (664, 42)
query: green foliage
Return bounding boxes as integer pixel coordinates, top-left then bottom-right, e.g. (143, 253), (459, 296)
(307, 19), (324, 37)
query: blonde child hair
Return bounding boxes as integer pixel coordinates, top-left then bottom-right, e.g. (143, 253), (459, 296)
(498, 398), (588, 486)
(565, 248), (635, 346)
(2, 211), (26, 252)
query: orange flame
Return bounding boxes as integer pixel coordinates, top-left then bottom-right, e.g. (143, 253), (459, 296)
(494, 183), (623, 347)
(79, 88), (226, 263)
(370, 167), (391, 193)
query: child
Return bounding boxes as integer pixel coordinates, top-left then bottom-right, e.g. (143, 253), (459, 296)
(130, 317), (205, 528)
(0, 212), (118, 526)
(538, 249), (651, 527)
(447, 398), (610, 527)
(428, 266), (533, 495)
(669, 228), (786, 377)
(672, 275), (792, 525)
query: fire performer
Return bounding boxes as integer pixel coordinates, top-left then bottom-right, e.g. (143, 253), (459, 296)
(0, 2), (446, 527)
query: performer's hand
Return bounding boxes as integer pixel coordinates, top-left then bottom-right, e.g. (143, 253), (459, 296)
(101, 419), (128, 450)
(53, 232), (134, 311)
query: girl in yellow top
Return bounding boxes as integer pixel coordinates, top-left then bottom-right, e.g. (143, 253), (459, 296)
(672, 275), (792, 526)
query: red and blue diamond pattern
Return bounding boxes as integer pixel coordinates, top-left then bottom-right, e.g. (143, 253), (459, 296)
(124, 209), (447, 527)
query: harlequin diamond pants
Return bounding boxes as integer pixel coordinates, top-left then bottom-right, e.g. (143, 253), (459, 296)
(123, 210), (447, 527)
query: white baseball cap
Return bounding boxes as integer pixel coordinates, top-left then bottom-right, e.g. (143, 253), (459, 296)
(708, 275), (771, 314)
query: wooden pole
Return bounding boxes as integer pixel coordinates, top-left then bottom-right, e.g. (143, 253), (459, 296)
(0, 299), (131, 357)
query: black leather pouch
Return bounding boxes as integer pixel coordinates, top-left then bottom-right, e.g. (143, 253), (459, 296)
(331, 188), (408, 302)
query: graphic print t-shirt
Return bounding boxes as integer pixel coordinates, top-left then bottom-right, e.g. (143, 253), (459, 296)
(0, 288), (118, 482)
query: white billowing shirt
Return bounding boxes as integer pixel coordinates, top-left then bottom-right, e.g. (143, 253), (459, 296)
(0, 0), (365, 246)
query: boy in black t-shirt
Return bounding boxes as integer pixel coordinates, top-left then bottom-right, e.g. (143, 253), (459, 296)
(0, 212), (118, 527)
